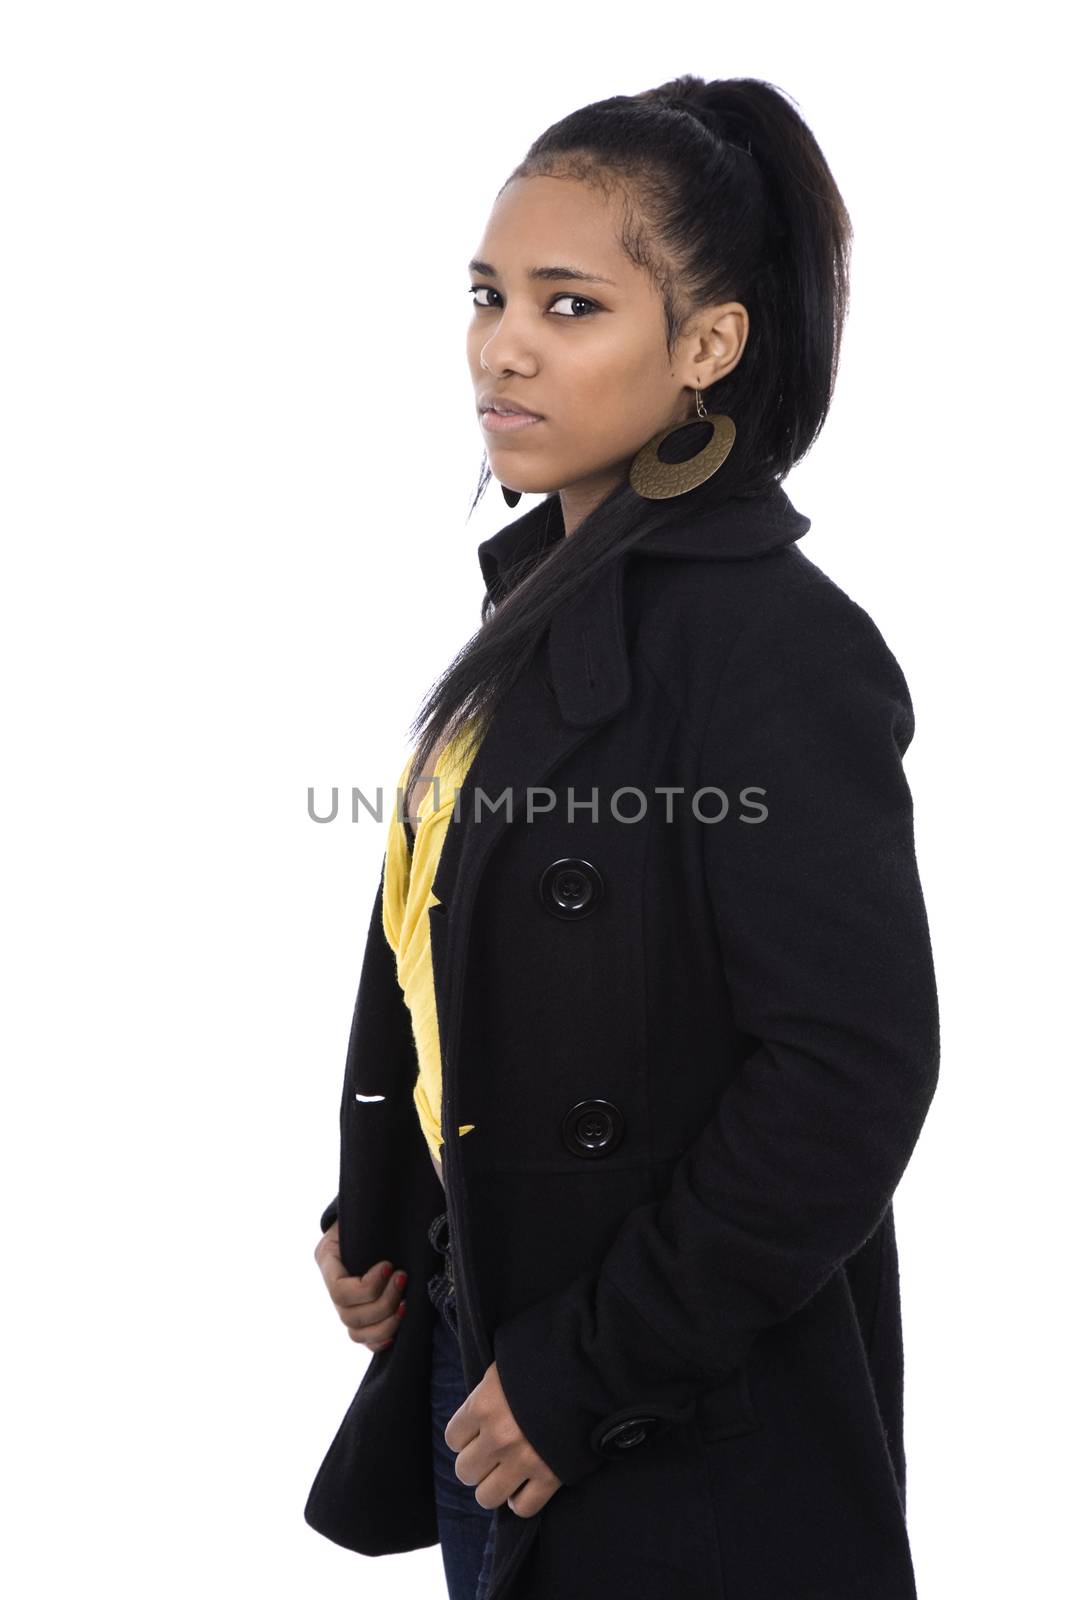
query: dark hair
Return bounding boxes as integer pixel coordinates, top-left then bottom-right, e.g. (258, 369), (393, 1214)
(401, 74), (852, 822)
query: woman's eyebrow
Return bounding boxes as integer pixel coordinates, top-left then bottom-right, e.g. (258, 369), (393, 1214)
(468, 257), (617, 286)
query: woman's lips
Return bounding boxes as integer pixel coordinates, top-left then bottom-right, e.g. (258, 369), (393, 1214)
(480, 408), (545, 434)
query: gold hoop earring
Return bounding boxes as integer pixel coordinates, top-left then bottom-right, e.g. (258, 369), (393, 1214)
(629, 388), (736, 500)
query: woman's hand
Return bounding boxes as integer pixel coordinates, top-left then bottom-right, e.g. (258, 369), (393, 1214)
(314, 1221), (407, 1352)
(445, 1360), (563, 1518)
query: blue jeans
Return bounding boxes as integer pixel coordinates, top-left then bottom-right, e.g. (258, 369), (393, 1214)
(427, 1209), (498, 1600)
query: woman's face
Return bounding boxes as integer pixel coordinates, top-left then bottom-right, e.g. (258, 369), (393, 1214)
(466, 173), (747, 530)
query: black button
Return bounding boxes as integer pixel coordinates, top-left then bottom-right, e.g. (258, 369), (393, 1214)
(596, 1414), (660, 1454)
(561, 1098), (624, 1158)
(538, 858), (603, 919)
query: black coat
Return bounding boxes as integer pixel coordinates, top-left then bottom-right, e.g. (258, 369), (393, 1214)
(304, 483), (940, 1600)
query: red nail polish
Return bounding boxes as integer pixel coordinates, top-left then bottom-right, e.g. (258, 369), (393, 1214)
(397, 1300), (408, 1319)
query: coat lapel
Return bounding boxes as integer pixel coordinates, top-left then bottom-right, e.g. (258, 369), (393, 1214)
(474, 483), (812, 732)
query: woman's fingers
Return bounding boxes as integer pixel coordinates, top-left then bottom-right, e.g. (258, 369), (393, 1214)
(348, 1265), (408, 1344)
(325, 1256), (393, 1308)
(313, 1227), (408, 1348)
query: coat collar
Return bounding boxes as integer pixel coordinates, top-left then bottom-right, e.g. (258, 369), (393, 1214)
(476, 482), (811, 730)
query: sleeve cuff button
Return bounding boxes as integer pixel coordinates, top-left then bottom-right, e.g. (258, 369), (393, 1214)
(594, 1415), (659, 1454)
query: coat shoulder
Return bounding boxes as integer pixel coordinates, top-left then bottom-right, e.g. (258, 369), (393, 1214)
(630, 542), (913, 730)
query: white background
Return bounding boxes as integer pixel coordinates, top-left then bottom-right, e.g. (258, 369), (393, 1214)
(2, 4), (1061, 1595)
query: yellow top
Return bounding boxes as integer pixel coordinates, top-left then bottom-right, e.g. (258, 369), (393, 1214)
(382, 727), (484, 1162)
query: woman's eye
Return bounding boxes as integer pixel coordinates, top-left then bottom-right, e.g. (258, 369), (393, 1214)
(467, 286), (598, 318)
(549, 293), (598, 318)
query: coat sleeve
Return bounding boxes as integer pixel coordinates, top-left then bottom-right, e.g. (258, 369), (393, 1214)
(491, 575), (941, 1487)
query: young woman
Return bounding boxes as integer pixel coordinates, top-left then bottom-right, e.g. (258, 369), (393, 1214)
(307, 75), (940, 1600)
